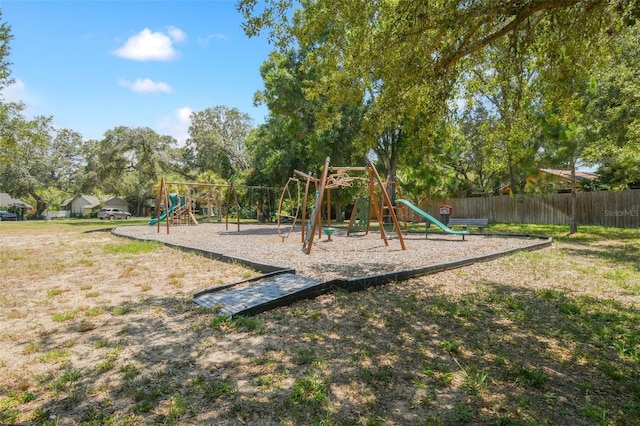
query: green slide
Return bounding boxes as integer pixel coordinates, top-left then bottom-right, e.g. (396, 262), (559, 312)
(148, 204), (178, 225)
(149, 194), (182, 225)
(395, 199), (469, 240)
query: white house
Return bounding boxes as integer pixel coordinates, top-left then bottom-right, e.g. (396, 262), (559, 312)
(61, 194), (101, 217)
(60, 195), (130, 217)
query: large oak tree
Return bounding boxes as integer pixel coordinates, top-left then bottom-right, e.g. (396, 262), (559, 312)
(239, 0), (635, 232)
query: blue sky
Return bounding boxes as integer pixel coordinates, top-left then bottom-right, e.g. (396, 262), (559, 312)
(1, 0), (272, 144)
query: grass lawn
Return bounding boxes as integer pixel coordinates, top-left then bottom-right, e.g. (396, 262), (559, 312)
(0, 219), (638, 425)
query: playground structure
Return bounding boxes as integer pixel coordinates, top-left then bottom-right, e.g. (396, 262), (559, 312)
(151, 176), (280, 234)
(149, 192), (197, 226)
(150, 157), (466, 249)
(278, 156), (407, 254)
(396, 199), (469, 240)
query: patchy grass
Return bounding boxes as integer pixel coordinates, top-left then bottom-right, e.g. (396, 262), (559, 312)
(0, 220), (638, 424)
(103, 240), (163, 255)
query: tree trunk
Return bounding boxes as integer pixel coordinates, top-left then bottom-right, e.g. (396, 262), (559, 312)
(334, 200), (344, 222)
(216, 200), (222, 222)
(386, 131), (401, 204)
(508, 162), (521, 195)
(570, 158), (578, 234)
(29, 189), (47, 217)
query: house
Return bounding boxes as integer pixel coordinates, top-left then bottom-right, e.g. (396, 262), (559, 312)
(61, 195), (101, 217)
(60, 195), (131, 218)
(0, 192), (33, 218)
(61, 195), (130, 217)
(536, 168), (599, 193)
(102, 196), (129, 213)
(500, 169), (600, 195)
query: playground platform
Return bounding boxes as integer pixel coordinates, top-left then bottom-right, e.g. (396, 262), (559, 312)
(113, 223), (552, 317)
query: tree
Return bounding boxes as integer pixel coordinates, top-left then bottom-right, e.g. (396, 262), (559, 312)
(195, 170), (227, 223)
(184, 106), (253, 179)
(583, 23), (640, 189)
(0, 116), (55, 215)
(83, 126), (179, 215)
(49, 128), (84, 193)
(0, 10), (23, 155)
(249, 46), (370, 220)
(238, 0), (631, 206)
(459, 22), (543, 196)
(453, 105), (506, 195)
(253, 48), (367, 171)
(532, 6), (620, 233)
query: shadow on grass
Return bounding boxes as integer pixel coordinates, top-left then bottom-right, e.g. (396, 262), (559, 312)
(18, 280), (640, 425)
(488, 223), (639, 244)
(563, 242), (640, 272)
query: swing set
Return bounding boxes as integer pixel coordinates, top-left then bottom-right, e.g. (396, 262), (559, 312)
(277, 156), (406, 254)
(152, 177), (280, 234)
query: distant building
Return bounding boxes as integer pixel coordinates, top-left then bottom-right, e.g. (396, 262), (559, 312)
(61, 194), (101, 217)
(61, 195), (130, 217)
(0, 192), (33, 217)
(500, 169), (600, 195)
(537, 169), (600, 193)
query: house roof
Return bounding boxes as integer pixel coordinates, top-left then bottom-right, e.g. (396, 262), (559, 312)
(0, 192), (33, 209)
(104, 196), (126, 204)
(61, 194), (101, 208)
(540, 169), (599, 184)
(83, 195), (101, 209)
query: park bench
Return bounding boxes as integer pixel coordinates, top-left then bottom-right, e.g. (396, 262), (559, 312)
(448, 218), (489, 232)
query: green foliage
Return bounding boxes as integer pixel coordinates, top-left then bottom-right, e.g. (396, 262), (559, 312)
(52, 311), (77, 322)
(239, 0), (636, 202)
(584, 24), (640, 189)
(82, 126), (180, 214)
(292, 346), (317, 365)
(248, 48), (368, 191)
(184, 106), (253, 179)
(95, 348), (121, 372)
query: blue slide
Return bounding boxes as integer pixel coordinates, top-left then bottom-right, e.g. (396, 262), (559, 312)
(395, 199), (469, 240)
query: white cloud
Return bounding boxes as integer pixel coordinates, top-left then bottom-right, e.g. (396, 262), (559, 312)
(167, 26), (187, 43)
(2, 78), (26, 102)
(118, 78), (174, 94)
(113, 27), (186, 61)
(1, 78), (43, 115)
(176, 106), (193, 124)
(157, 106), (193, 145)
(197, 33), (229, 47)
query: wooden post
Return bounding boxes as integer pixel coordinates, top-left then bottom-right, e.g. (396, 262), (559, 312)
(326, 188), (331, 228)
(232, 184), (240, 232)
(368, 168), (388, 246)
(301, 174), (312, 243)
(369, 159), (406, 250)
(305, 157), (331, 254)
(225, 186), (231, 231)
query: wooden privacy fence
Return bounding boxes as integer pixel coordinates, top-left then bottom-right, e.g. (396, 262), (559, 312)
(417, 190), (640, 228)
